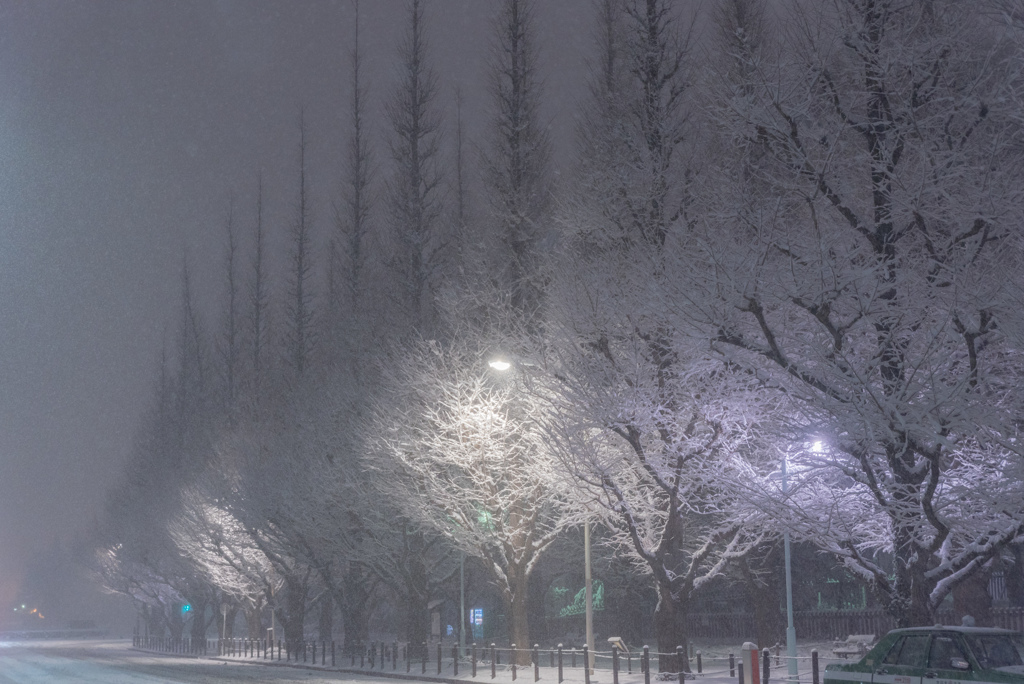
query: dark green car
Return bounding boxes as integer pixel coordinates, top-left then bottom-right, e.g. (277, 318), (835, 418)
(824, 627), (1024, 684)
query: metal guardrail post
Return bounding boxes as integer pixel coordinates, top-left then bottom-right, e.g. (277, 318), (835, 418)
(558, 644), (564, 683)
(643, 646), (651, 684)
(583, 646), (590, 684)
(738, 661), (744, 684)
(730, 653), (736, 677)
(763, 647), (770, 684)
(613, 644), (620, 684)
(677, 646), (685, 684)
(697, 651), (702, 674)
(812, 650), (819, 684)
(534, 644), (540, 682)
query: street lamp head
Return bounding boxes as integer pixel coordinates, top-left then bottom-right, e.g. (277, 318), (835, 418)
(488, 359), (511, 371)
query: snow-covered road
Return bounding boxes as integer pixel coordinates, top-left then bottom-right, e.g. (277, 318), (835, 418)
(0, 639), (838, 684)
(0, 640), (429, 684)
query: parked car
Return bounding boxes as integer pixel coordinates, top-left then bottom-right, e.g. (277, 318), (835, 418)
(823, 626), (1024, 684)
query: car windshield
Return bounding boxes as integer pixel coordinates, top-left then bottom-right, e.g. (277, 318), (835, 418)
(964, 634), (1024, 670)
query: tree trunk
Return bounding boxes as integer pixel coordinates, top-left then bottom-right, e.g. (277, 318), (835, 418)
(741, 553), (784, 648)
(319, 593), (334, 641)
(277, 575), (308, 645)
(504, 561), (532, 666)
(340, 592), (371, 653)
(653, 582), (689, 673)
(527, 568), (548, 653)
(189, 597), (210, 642)
(244, 602), (265, 640)
(953, 568), (992, 626)
(401, 588), (430, 660)
(142, 603), (164, 639)
(399, 552), (431, 661)
(1008, 544), (1024, 608)
(335, 561), (373, 653)
(167, 604), (185, 641)
(887, 546), (934, 627)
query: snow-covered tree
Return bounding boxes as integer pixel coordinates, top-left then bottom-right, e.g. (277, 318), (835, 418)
(372, 293), (580, 663)
(543, 0), (771, 667)
(692, 0), (1024, 626)
(171, 483), (281, 639)
(545, 221), (778, 666)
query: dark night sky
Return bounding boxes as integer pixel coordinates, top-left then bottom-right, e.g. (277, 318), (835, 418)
(0, 0), (595, 612)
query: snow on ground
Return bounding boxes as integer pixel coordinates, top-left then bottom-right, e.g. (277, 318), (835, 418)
(0, 639), (851, 684)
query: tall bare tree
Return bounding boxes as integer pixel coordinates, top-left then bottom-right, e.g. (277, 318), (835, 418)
(385, 0), (447, 336)
(218, 197), (241, 424)
(247, 173), (271, 413)
(285, 111), (316, 378)
(482, 0), (552, 315)
(328, 0), (376, 365)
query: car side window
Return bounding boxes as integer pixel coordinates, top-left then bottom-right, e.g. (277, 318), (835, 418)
(894, 635), (931, 667)
(928, 636), (968, 670)
(884, 638), (909, 663)
(965, 635), (1024, 669)
(882, 637), (907, 665)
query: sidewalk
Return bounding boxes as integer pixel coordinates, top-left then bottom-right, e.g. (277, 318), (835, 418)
(172, 641), (846, 684)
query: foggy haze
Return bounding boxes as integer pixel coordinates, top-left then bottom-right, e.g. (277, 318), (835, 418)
(0, 0), (594, 616)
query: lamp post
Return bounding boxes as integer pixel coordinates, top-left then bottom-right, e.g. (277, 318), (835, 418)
(782, 457), (797, 682)
(460, 551), (466, 653)
(585, 522), (595, 674)
(221, 602), (228, 646)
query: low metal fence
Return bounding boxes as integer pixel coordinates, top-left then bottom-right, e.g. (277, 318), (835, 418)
(133, 635), (849, 684)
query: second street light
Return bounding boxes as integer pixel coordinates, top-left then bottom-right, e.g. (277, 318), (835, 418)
(782, 455), (797, 682)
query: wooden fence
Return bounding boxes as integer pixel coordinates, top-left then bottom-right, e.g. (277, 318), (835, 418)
(686, 607), (1024, 640)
